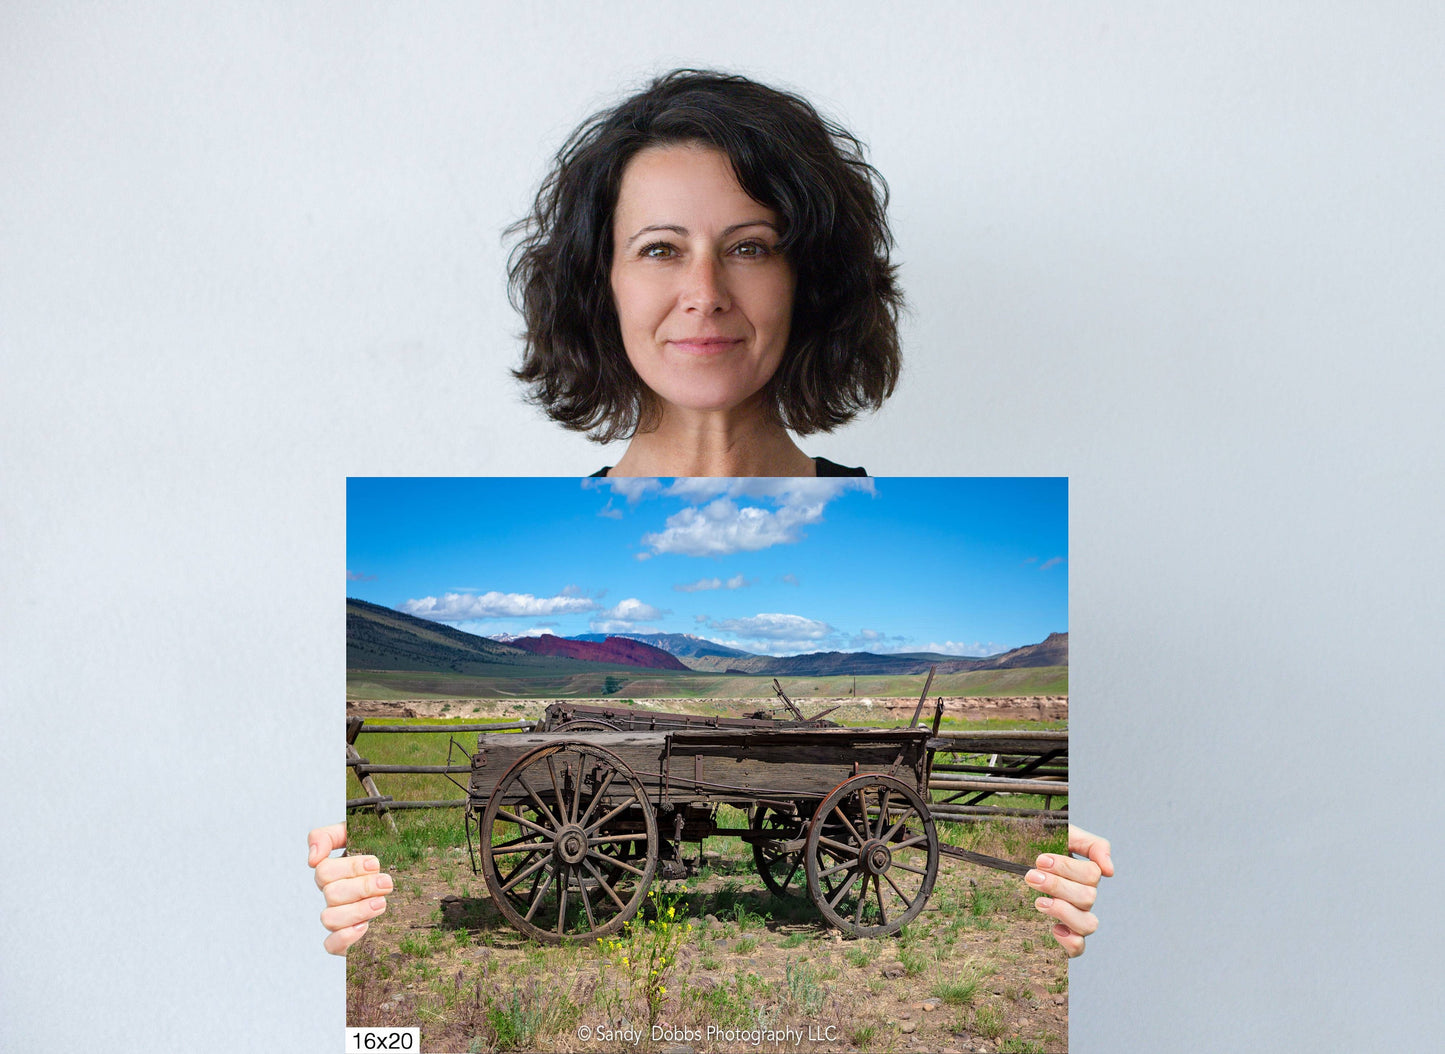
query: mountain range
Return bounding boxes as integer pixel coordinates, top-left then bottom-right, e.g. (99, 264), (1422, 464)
(348, 598), (1066, 677)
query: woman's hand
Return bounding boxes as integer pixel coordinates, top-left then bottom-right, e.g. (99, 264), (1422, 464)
(1027, 824), (1114, 957)
(308, 822), (391, 955)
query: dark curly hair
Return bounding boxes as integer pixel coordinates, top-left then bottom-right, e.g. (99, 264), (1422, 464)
(508, 69), (903, 443)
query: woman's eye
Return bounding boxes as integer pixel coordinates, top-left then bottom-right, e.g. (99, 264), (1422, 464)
(640, 242), (676, 259)
(731, 241), (772, 258)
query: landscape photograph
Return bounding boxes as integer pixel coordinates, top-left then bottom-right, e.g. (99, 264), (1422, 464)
(345, 476), (1069, 1053)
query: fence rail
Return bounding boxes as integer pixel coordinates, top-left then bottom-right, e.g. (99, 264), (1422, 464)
(345, 716), (1068, 824)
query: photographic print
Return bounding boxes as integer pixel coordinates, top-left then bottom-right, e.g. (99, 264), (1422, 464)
(344, 476), (1069, 1052)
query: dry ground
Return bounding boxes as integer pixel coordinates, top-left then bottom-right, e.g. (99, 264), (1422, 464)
(345, 828), (1068, 1053)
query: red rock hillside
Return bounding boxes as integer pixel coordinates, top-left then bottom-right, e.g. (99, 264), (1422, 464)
(504, 634), (691, 670)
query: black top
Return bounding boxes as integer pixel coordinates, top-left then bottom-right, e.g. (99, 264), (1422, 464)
(589, 456), (866, 478)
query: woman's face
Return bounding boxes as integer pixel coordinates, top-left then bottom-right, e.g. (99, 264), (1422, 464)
(609, 143), (795, 422)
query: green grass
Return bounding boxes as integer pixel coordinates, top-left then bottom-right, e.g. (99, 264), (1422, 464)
(785, 963), (827, 1013)
(934, 977), (980, 1005)
(998, 1039), (1049, 1053)
(973, 1004), (1005, 1040)
(350, 666), (1067, 702)
(899, 947), (929, 976)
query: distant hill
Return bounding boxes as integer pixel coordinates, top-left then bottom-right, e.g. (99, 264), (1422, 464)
(986, 631), (1068, 669)
(349, 598), (1066, 683)
(348, 599), (646, 676)
(506, 634), (691, 670)
(681, 633), (1068, 677)
(568, 632), (753, 660)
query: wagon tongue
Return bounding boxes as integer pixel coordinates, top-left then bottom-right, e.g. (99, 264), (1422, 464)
(937, 843), (1032, 877)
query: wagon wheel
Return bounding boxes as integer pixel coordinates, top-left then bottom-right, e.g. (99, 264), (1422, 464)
(751, 804), (809, 899)
(804, 774), (939, 938)
(480, 741), (657, 943)
(550, 719), (622, 733)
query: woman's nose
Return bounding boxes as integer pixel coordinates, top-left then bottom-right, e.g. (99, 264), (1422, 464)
(679, 255), (731, 314)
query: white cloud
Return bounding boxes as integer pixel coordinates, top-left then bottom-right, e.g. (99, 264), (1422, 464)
(1039, 556), (1065, 571)
(402, 591), (599, 621)
(346, 569), (374, 582)
(588, 597), (669, 633)
(922, 641), (1010, 657)
(583, 477), (663, 503)
(674, 573), (751, 592)
(664, 478), (874, 504)
(642, 499), (820, 557)
(701, 612), (833, 642)
(779, 573), (800, 586)
(597, 477), (873, 558)
(597, 501), (623, 520)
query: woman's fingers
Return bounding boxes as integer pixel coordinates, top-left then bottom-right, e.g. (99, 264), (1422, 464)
(1025, 868), (1096, 911)
(323, 920), (372, 956)
(1067, 824), (1114, 878)
(1026, 854), (1100, 911)
(315, 853), (381, 891)
(322, 869), (394, 908)
(308, 823), (349, 868)
(321, 894), (388, 934)
(1048, 922), (1086, 958)
(1034, 895), (1098, 938)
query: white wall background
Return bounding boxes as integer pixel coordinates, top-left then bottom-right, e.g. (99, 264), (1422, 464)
(4, 2), (1443, 1050)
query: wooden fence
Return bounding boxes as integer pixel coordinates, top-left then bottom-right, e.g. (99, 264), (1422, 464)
(346, 718), (1067, 826)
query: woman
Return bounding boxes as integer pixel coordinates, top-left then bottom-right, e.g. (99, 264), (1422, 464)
(315, 69), (1112, 958)
(509, 69), (899, 478)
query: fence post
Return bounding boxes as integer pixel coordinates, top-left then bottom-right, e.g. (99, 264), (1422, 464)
(347, 718), (398, 835)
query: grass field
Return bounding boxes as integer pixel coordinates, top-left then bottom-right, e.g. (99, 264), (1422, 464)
(347, 665), (1067, 701)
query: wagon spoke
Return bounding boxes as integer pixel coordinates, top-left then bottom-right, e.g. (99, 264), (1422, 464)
(874, 874), (888, 924)
(874, 789), (891, 840)
(546, 756), (569, 824)
(516, 775), (563, 832)
(583, 858), (628, 911)
(831, 804), (866, 847)
(818, 859), (856, 881)
(588, 833), (649, 846)
(492, 840), (548, 858)
(890, 860), (929, 878)
(523, 862), (556, 922)
(500, 851), (551, 894)
(891, 833), (927, 851)
(882, 813), (911, 844)
(883, 870), (913, 904)
(490, 830), (550, 853)
(577, 865), (597, 931)
(556, 865), (569, 934)
(577, 768), (616, 829)
(588, 847), (646, 877)
(828, 868), (861, 911)
(818, 834), (861, 857)
(499, 846), (547, 889)
(587, 796), (639, 835)
(495, 807), (556, 840)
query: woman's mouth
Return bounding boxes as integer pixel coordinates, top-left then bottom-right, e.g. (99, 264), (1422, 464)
(666, 337), (743, 355)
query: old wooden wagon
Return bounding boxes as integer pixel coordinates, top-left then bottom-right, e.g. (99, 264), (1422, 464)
(462, 672), (1034, 943)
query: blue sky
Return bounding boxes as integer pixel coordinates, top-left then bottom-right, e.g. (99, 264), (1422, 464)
(346, 478), (1066, 657)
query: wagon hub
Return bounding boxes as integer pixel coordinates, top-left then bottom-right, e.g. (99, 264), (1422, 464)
(556, 824), (589, 865)
(861, 839), (893, 876)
